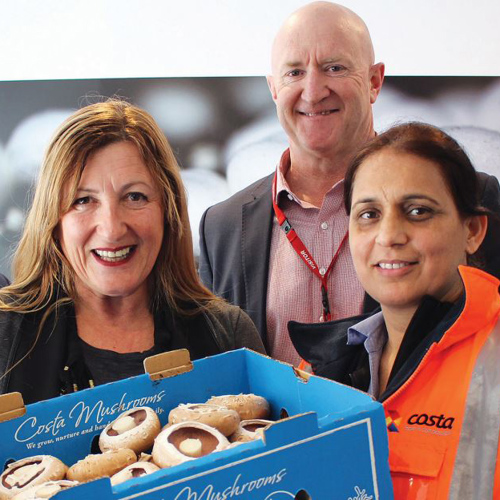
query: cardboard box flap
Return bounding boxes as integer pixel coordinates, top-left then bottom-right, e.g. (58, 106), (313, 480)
(263, 412), (319, 448)
(0, 392), (26, 423)
(143, 348), (193, 380)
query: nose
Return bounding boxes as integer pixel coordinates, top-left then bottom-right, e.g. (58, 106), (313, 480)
(375, 213), (408, 248)
(95, 201), (128, 242)
(301, 70), (330, 104)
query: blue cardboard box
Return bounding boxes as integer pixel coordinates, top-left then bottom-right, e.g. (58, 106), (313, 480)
(0, 349), (393, 499)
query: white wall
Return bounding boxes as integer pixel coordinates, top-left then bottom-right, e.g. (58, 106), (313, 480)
(1, 0), (499, 81)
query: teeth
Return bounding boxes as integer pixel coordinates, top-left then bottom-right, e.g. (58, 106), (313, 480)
(95, 247), (133, 262)
(379, 262), (409, 269)
(303, 110), (334, 116)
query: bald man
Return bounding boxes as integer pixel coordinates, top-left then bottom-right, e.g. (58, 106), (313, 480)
(199, 2), (384, 364)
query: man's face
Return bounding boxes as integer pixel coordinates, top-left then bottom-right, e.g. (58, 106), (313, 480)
(267, 12), (383, 161)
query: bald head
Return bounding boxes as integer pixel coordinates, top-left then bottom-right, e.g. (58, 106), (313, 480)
(271, 2), (375, 74)
(266, 1), (384, 164)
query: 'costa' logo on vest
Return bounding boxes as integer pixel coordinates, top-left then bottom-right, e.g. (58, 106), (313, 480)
(408, 413), (455, 429)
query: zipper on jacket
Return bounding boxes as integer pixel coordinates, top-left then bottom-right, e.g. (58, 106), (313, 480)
(381, 343), (438, 405)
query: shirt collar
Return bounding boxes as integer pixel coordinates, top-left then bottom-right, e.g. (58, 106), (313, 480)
(275, 148), (299, 204)
(347, 311), (387, 354)
(274, 148), (345, 207)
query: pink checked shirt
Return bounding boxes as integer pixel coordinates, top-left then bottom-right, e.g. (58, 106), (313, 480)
(266, 149), (365, 365)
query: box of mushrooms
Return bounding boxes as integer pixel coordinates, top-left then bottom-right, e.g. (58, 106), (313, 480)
(0, 348), (393, 499)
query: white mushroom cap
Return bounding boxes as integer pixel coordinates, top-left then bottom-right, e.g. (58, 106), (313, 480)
(0, 456), (67, 499)
(110, 462), (160, 486)
(230, 419), (274, 443)
(168, 403), (240, 436)
(99, 407), (161, 454)
(66, 449), (137, 483)
(11, 480), (78, 500)
(206, 394), (270, 420)
(152, 421), (229, 468)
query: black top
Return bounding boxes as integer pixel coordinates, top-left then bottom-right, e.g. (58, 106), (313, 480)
(80, 340), (160, 386)
(57, 303), (221, 396)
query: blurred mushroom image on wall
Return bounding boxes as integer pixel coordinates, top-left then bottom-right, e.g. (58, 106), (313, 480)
(0, 109), (73, 276)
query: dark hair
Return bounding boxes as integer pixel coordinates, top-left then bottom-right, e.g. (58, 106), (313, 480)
(344, 122), (486, 218)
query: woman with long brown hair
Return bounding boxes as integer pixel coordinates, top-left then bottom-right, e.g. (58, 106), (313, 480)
(0, 100), (264, 404)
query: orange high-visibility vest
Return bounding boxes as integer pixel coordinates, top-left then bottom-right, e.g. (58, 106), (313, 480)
(383, 266), (500, 499)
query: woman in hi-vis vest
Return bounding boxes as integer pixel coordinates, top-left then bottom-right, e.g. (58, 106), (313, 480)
(289, 122), (500, 499)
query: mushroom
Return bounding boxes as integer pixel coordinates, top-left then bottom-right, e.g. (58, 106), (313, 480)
(152, 421), (229, 468)
(99, 407), (161, 454)
(206, 394), (270, 420)
(110, 462), (160, 486)
(230, 419), (275, 443)
(168, 403), (240, 436)
(0, 456), (67, 500)
(66, 449), (136, 483)
(11, 480), (78, 500)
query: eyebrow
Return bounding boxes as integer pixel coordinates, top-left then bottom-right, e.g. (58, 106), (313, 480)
(282, 61), (302, 69)
(76, 181), (152, 194)
(352, 193), (441, 208)
(283, 57), (342, 69)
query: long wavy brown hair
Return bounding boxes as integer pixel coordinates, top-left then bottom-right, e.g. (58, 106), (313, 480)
(0, 99), (221, 319)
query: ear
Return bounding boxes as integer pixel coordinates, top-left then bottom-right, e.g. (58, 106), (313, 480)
(465, 214), (488, 255)
(266, 75), (278, 102)
(369, 62), (385, 104)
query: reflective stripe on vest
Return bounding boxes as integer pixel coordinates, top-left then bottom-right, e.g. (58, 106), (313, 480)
(449, 317), (500, 499)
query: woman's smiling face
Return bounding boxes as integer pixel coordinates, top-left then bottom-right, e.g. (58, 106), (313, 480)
(349, 148), (484, 312)
(58, 141), (164, 301)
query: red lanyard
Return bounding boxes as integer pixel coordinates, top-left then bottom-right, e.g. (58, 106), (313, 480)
(272, 172), (348, 322)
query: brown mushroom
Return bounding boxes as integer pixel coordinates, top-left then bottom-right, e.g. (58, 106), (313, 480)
(152, 422), (229, 468)
(11, 480), (78, 500)
(0, 456), (67, 500)
(66, 449), (136, 483)
(168, 403), (240, 436)
(99, 407), (161, 454)
(206, 394), (270, 420)
(230, 419), (274, 443)
(110, 462), (160, 486)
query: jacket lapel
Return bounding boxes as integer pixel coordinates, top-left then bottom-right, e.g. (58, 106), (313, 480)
(241, 174), (274, 344)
